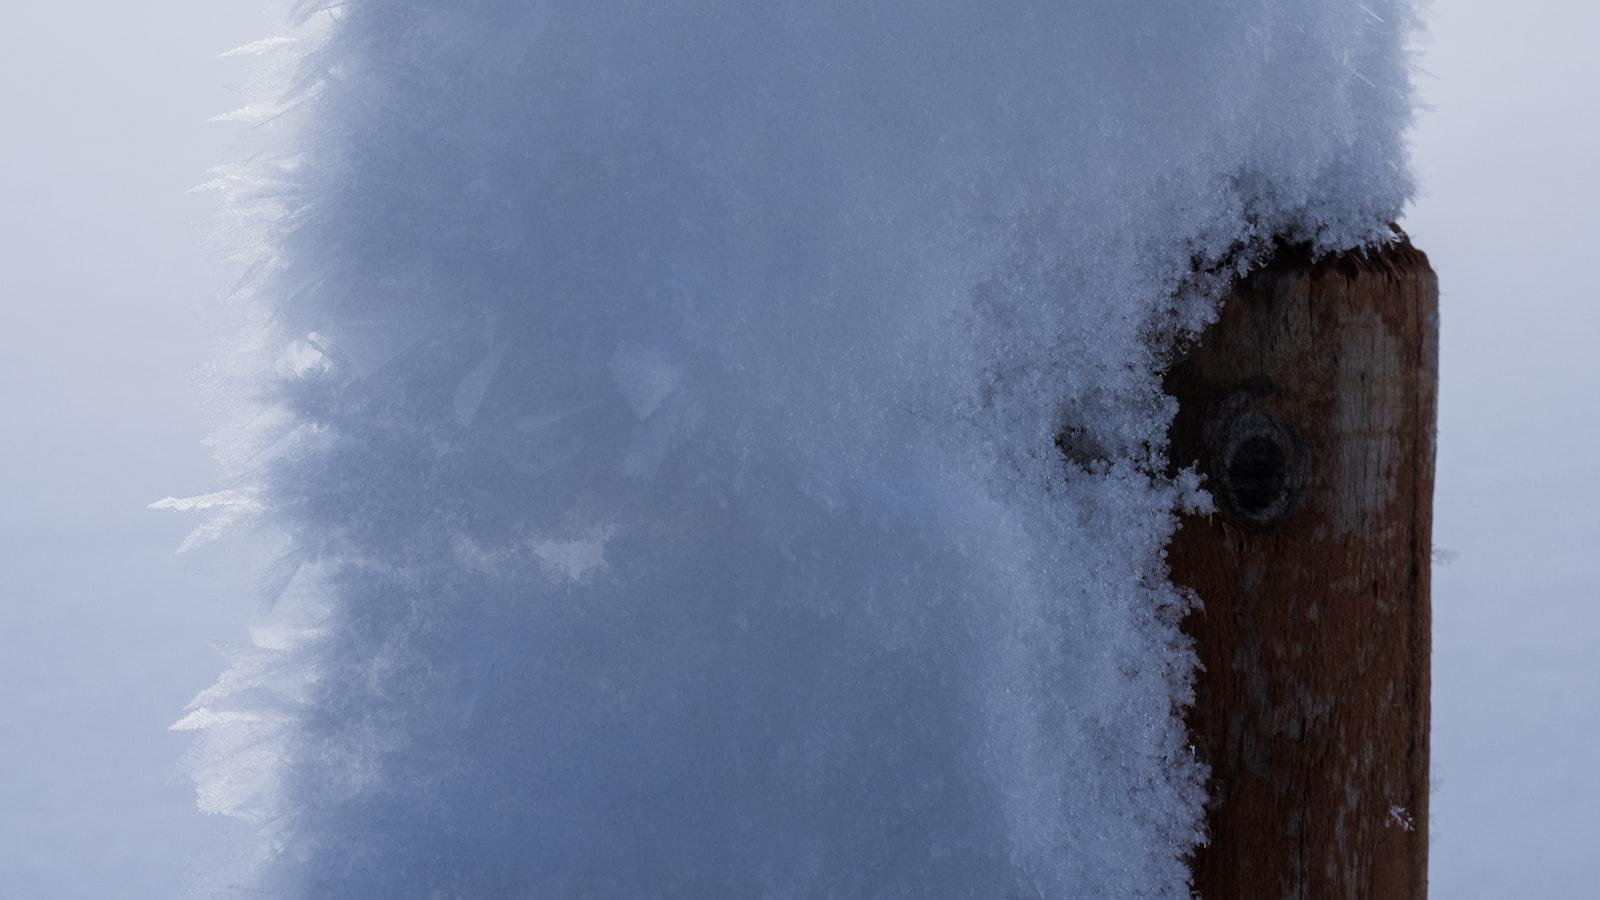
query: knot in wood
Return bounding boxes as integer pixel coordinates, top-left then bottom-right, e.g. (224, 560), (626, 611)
(1206, 390), (1305, 529)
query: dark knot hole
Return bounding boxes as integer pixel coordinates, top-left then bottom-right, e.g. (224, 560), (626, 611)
(1224, 433), (1289, 517)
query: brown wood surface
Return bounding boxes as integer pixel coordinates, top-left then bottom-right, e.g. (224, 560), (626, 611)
(1167, 240), (1436, 898)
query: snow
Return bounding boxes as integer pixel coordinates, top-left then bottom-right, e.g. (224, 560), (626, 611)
(176, 2), (1418, 896)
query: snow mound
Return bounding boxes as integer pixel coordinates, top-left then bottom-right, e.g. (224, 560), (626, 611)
(179, 2), (1418, 896)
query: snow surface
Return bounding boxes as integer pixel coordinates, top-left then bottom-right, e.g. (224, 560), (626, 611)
(175, 3), (1417, 896)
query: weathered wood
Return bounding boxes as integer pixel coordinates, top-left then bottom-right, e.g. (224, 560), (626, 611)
(1167, 239), (1436, 898)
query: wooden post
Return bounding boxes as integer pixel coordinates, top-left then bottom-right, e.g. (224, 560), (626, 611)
(1166, 238), (1436, 898)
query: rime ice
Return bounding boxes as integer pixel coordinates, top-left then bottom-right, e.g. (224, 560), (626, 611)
(178, 2), (1418, 896)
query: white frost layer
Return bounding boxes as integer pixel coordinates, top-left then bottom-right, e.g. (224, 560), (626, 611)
(182, 2), (1417, 896)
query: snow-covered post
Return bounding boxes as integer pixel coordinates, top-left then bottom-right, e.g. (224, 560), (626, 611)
(1167, 238), (1436, 897)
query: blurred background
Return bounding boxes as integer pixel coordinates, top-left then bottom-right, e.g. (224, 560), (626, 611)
(0, 2), (1593, 896)
(1406, 2), (1600, 894)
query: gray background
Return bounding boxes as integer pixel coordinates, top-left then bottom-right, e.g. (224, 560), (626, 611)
(0, 2), (1592, 896)
(1407, 1), (1600, 894)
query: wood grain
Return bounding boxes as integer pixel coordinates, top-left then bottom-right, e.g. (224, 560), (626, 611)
(1167, 239), (1437, 898)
